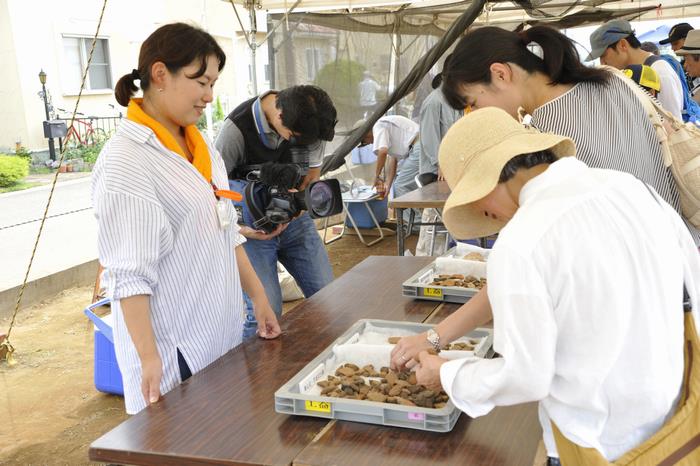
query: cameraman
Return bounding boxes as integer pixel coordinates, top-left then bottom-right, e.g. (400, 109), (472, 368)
(215, 85), (337, 339)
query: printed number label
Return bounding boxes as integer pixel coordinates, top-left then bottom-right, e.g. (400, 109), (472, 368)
(305, 400), (332, 413)
(424, 287), (443, 298)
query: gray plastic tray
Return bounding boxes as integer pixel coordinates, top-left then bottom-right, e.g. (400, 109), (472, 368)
(402, 261), (485, 304)
(274, 319), (493, 432)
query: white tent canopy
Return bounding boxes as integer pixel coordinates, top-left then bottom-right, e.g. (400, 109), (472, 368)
(229, 0), (700, 23)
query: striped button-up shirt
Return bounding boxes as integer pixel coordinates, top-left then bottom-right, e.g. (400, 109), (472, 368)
(92, 119), (246, 414)
(531, 76), (700, 245)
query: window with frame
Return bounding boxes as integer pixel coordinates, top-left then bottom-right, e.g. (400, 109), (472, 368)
(62, 37), (112, 92)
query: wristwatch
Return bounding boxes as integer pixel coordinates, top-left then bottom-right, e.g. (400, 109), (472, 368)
(426, 328), (441, 352)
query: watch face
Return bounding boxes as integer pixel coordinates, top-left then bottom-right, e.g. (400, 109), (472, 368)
(427, 329), (439, 345)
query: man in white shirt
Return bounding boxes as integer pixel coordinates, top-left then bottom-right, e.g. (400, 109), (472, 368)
(358, 115), (420, 199)
(410, 107), (700, 462)
(587, 20), (684, 119)
(358, 71), (382, 118)
(356, 115), (420, 227)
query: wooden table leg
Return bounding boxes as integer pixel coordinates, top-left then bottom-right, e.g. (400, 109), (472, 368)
(396, 208), (404, 256)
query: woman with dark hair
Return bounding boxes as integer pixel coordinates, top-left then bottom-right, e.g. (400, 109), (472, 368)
(440, 25), (691, 229)
(93, 22), (280, 414)
(392, 24), (699, 414)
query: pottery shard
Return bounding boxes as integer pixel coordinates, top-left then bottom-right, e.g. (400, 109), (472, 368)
(345, 363), (360, 371)
(388, 385), (403, 397)
(367, 391), (387, 403)
(317, 380), (331, 388)
(419, 390), (435, 398)
(387, 336), (401, 344)
(408, 385), (422, 394)
(380, 367), (390, 374)
(321, 385), (337, 395)
(359, 385), (370, 395)
(463, 252), (485, 262)
(434, 402), (446, 409)
(396, 380), (411, 388)
(362, 365), (375, 374)
(385, 371), (399, 386)
(408, 372), (417, 385)
(385, 396), (397, 404)
(396, 398), (416, 406)
(336, 366), (356, 377)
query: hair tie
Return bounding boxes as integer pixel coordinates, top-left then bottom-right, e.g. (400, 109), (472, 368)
(131, 69), (140, 80)
(526, 41), (544, 60)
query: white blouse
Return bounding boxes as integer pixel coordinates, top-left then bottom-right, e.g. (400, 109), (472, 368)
(441, 157), (700, 460)
(92, 120), (246, 414)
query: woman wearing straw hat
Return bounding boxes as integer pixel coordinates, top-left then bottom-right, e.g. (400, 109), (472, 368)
(411, 107), (700, 463)
(391, 23), (699, 375)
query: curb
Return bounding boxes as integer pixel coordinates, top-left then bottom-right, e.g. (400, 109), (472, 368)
(0, 259), (99, 321)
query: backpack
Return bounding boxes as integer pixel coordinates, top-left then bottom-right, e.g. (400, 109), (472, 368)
(645, 54), (700, 124)
(611, 67), (700, 228)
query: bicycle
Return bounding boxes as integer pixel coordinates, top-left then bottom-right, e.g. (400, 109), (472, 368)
(55, 108), (108, 149)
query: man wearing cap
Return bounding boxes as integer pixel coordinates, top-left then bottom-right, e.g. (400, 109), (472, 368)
(412, 107), (700, 463)
(587, 19), (684, 120)
(677, 29), (700, 104)
(660, 22), (694, 51)
(661, 22), (699, 93)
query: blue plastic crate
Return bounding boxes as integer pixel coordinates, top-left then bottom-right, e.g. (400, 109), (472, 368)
(84, 298), (124, 396)
(345, 197), (388, 229)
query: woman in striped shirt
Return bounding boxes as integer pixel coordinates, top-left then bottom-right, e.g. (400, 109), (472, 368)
(92, 23), (280, 414)
(391, 25), (700, 459)
(440, 25), (698, 244)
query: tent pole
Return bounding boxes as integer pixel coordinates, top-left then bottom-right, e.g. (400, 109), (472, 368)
(247, 0), (259, 95)
(321, 0), (488, 174)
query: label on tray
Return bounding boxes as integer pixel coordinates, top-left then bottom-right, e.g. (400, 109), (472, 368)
(306, 400), (332, 413)
(299, 363), (325, 393)
(408, 412), (426, 421)
(424, 287), (443, 298)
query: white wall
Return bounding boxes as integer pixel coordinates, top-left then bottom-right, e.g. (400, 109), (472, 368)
(0, 0), (26, 153)
(0, 0), (266, 152)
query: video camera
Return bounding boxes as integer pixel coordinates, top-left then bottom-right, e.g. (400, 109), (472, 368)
(243, 149), (343, 233)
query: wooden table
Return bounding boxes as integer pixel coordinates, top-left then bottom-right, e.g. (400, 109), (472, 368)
(89, 257), (541, 466)
(389, 181), (451, 255)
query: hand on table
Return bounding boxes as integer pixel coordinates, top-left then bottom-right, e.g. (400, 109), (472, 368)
(140, 354), (163, 406)
(437, 168), (445, 182)
(254, 301), (282, 339)
(390, 332), (432, 371)
(415, 351), (448, 392)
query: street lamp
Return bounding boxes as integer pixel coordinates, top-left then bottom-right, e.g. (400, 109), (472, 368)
(39, 69), (56, 161)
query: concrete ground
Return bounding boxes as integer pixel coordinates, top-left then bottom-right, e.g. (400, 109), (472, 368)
(0, 175), (96, 318)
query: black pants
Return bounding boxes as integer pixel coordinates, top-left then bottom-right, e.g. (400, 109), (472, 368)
(176, 348), (192, 382)
(547, 457), (562, 466)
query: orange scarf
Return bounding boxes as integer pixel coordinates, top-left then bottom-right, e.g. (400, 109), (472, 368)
(127, 98), (212, 182)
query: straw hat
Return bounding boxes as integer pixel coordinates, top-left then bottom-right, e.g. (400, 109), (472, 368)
(438, 107), (576, 239)
(676, 29), (700, 56)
